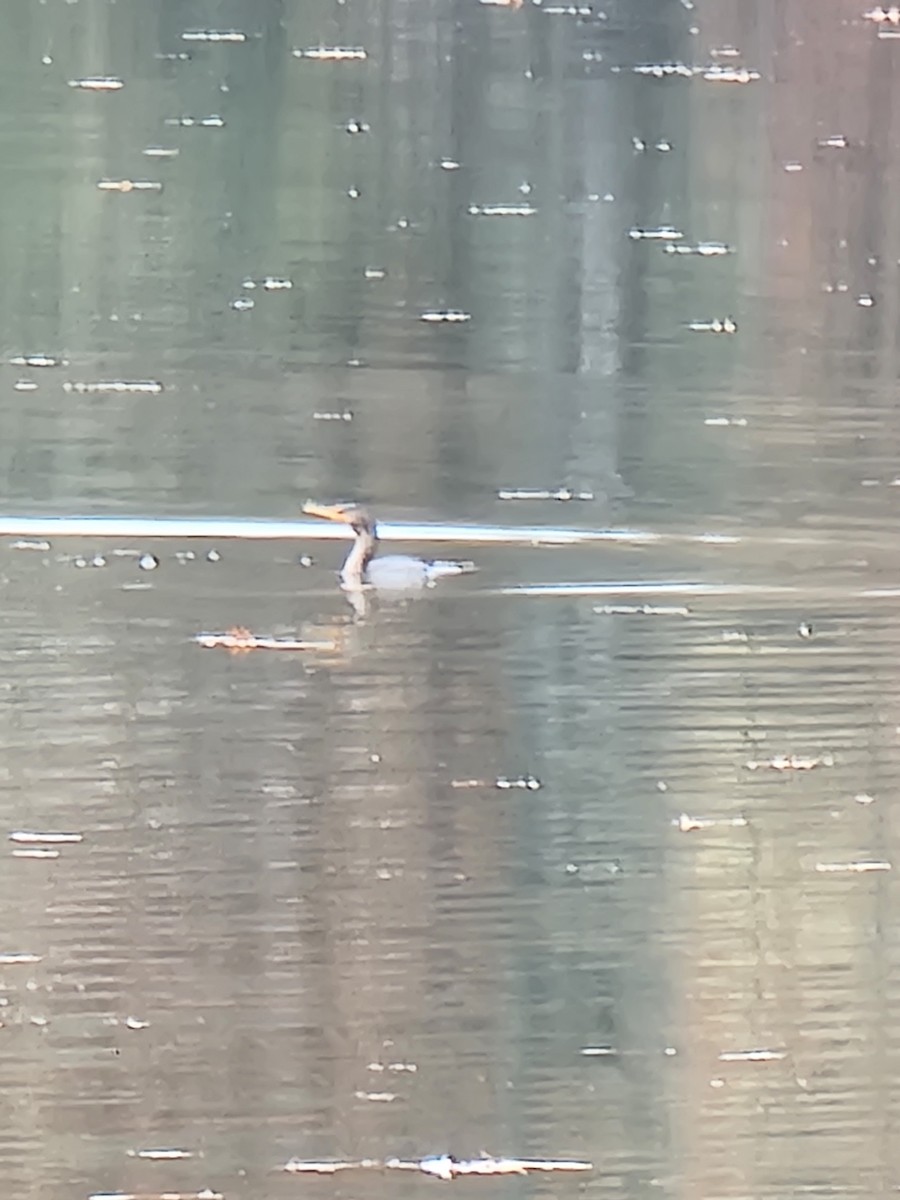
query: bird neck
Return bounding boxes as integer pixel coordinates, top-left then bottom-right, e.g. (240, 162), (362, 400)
(340, 524), (377, 587)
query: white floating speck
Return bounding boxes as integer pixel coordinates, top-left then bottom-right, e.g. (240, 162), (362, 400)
(468, 203), (536, 216)
(702, 65), (760, 83)
(143, 146), (180, 158)
(688, 317), (738, 333)
(364, 266), (386, 279)
(630, 225), (683, 241)
(498, 488), (594, 501)
(68, 77), (124, 91)
(231, 297), (255, 311)
(182, 29), (247, 42)
(165, 114), (225, 127)
(13, 379), (38, 392)
(129, 1147), (195, 1159)
(138, 553), (159, 571)
(718, 1049), (786, 1062)
(124, 1016), (150, 1029)
(64, 380), (163, 394)
(9, 354), (65, 367)
(746, 753), (833, 771)
(10, 539), (50, 550)
(313, 411), (353, 421)
(345, 119), (370, 134)
(0, 953), (42, 965)
(97, 179), (163, 193)
(858, 293), (875, 307)
(354, 1090), (396, 1102)
(664, 241), (732, 256)
(704, 416), (748, 426)
(440, 158), (460, 170)
(784, 161), (803, 172)
(9, 831), (83, 844)
(206, 549), (221, 562)
(580, 1046), (617, 1056)
(293, 46), (367, 60)
(815, 860), (891, 873)
(855, 792), (875, 805)
(262, 276), (292, 290)
(420, 309), (471, 323)
(11, 848), (59, 859)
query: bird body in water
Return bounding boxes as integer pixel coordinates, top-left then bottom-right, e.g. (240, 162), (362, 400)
(303, 501), (476, 592)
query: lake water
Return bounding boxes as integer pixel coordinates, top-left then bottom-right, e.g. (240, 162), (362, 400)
(1, 1), (899, 1198)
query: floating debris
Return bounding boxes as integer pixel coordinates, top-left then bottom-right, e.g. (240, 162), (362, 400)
(138, 553), (159, 571)
(440, 158), (461, 170)
(354, 1090), (397, 1102)
(541, 5), (592, 13)
(451, 776), (541, 790)
(124, 1016), (150, 1030)
(675, 813), (748, 833)
(9, 831), (82, 845)
(155, 51), (192, 61)
(498, 488), (594, 501)
(718, 1049), (786, 1063)
(368, 1060), (417, 1073)
(345, 119), (370, 134)
(391, 1156), (592, 1181)
(143, 146), (180, 158)
(629, 225), (683, 241)
(182, 29), (247, 42)
(13, 379), (38, 392)
(68, 77), (124, 91)
(746, 753), (834, 772)
(784, 161), (804, 172)
(365, 266), (387, 279)
(864, 5), (900, 22)
(580, 1045), (618, 1057)
(261, 276), (292, 290)
(97, 179), (163, 193)
(664, 241), (732, 256)
(858, 293), (875, 308)
(818, 134), (849, 149)
(702, 65), (760, 83)
(313, 411), (353, 421)
(9, 354), (66, 367)
(195, 628), (338, 654)
(10, 539), (50, 551)
(0, 953), (42, 965)
(704, 416), (748, 426)
(594, 603), (690, 616)
(230, 297), (254, 311)
(479, 0), (524, 7)
(687, 317), (738, 333)
(89, 1192), (222, 1200)
(633, 62), (696, 78)
(283, 1156), (591, 1181)
(710, 45), (741, 58)
(855, 792), (876, 805)
(421, 310), (471, 323)
(128, 1148), (195, 1160)
(815, 860), (891, 873)
(293, 46), (367, 60)
(467, 203), (536, 217)
(64, 380), (163, 394)
(165, 115), (225, 127)
(11, 848), (59, 860)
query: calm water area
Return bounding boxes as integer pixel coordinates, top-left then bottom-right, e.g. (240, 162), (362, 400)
(2, 1), (900, 1197)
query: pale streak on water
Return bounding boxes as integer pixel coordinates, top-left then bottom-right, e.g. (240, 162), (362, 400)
(1, 1), (900, 1199)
